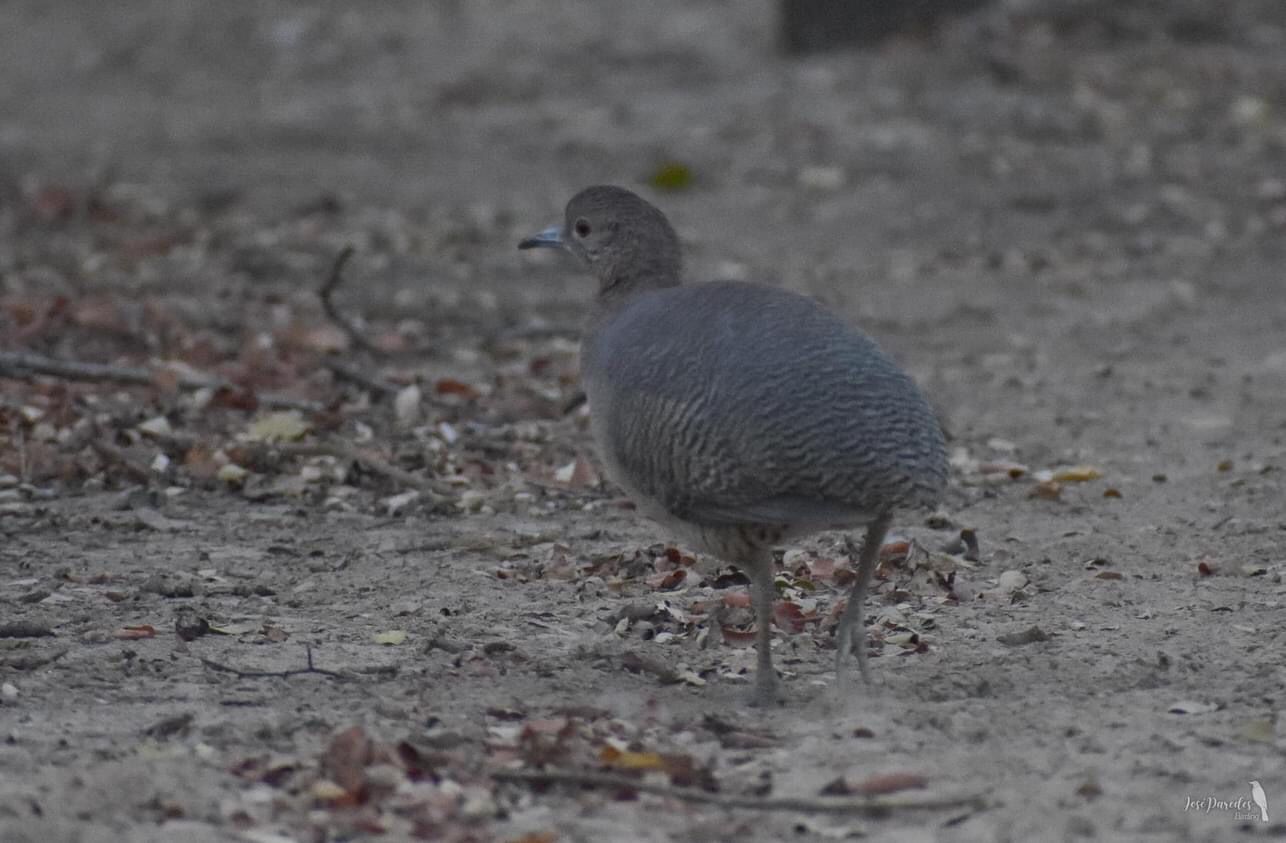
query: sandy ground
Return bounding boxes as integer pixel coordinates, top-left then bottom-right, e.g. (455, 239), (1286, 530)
(2, 1), (1286, 841)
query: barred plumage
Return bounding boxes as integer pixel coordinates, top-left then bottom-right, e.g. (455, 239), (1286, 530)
(520, 185), (947, 705)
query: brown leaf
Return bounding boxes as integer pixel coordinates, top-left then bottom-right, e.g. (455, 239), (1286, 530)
(1029, 480), (1062, 500)
(1052, 465), (1102, 483)
(182, 446), (222, 482)
(113, 624), (157, 640)
(553, 456), (599, 488)
(517, 717), (576, 766)
(69, 296), (128, 334)
(120, 233), (186, 260)
(599, 745), (667, 771)
(806, 557), (837, 580)
(149, 367), (181, 395)
(646, 569), (687, 590)
(772, 600), (817, 633)
(30, 186), (77, 221)
(288, 324), (351, 354)
(879, 540), (912, 564)
(509, 834), (557, 843)
(322, 725), (374, 796)
(434, 378), (480, 400)
(823, 772), (928, 796)
(1094, 571), (1124, 581)
(210, 385), (259, 412)
(719, 626), (758, 646)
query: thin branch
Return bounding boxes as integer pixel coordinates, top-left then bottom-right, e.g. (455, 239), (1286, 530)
(200, 644), (344, 679)
(324, 358), (397, 399)
(0, 351), (315, 411)
(491, 322), (582, 344)
(244, 439), (455, 503)
(318, 246), (381, 354)
(1, 647), (69, 671)
(493, 768), (987, 815)
(90, 438), (153, 485)
(0, 622), (56, 638)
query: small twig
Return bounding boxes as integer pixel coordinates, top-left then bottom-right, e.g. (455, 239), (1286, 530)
(490, 322), (582, 344)
(493, 769), (987, 815)
(318, 246), (381, 354)
(0, 647), (69, 671)
(90, 438), (153, 485)
(0, 351), (315, 411)
(0, 621), (56, 639)
(12, 418), (29, 484)
(324, 358), (397, 399)
(200, 644), (344, 679)
(244, 439), (455, 502)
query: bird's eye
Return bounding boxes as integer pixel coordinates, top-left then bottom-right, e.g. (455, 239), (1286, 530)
(573, 218), (592, 238)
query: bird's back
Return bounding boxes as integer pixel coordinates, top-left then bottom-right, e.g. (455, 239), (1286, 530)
(582, 281), (947, 529)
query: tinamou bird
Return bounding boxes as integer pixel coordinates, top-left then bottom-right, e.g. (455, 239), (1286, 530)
(520, 185), (947, 705)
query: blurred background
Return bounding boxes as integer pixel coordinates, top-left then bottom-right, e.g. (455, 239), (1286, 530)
(2, 0), (1285, 448)
(4, 0), (1283, 320)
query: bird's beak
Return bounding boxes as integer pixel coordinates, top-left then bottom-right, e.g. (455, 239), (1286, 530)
(518, 225), (564, 250)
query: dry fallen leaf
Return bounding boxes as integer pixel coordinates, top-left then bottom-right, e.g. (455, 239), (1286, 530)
(217, 463), (249, 484)
(599, 745), (667, 772)
(719, 626), (758, 646)
(1029, 480), (1063, 500)
(244, 411), (311, 444)
(310, 779), (349, 803)
(434, 377), (480, 400)
(114, 624), (157, 640)
(322, 725), (374, 795)
(646, 569), (686, 590)
(772, 600), (818, 633)
(879, 540), (911, 564)
(373, 630), (408, 645)
(553, 456), (599, 488)
(1052, 465), (1102, 483)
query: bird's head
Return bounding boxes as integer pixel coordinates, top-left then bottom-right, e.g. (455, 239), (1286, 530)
(519, 185), (682, 298)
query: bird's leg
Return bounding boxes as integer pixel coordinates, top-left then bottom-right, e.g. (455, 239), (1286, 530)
(835, 513), (892, 693)
(745, 548), (781, 706)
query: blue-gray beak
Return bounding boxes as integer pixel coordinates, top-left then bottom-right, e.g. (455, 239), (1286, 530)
(518, 225), (564, 250)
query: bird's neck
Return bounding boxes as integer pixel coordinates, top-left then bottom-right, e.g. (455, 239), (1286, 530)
(595, 244), (683, 311)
